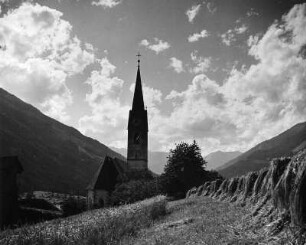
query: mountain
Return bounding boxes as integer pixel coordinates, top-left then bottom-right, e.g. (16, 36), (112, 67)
(204, 151), (242, 170)
(111, 147), (168, 174)
(218, 121), (306, 178)
(0, 88), (124, 194)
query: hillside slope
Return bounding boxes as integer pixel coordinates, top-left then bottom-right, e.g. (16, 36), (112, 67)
(0, 88), (124, 194)
(205, 151), (242, 170)
(218, 121), (306, 178)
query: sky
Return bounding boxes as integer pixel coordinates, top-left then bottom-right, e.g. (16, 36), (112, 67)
(0, 0), (306, 156)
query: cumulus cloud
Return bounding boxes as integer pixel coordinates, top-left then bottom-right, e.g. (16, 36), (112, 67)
(221, 32), (234, 46)
(78, 58), (129, 148)
(188, 29), (209, 43)
(165, 75), (229, 137)
(169, 57), (184, 73)
(206, 2), (217, 14)
(140, 38), (170, 54)
(161, 3), (306, 154)
(0, 0), (9, 5)
(186, 4), (201, 23)
(0, 3), (94, 121)
(81, 0), (306, 155)
(190, 51), (211, 74)
(221, 24), (248, 46)
(77, 3), (306, 155)
(235, 24), (248, 34)
(92, 0), (121, 8)
(247, 8), (259, 17)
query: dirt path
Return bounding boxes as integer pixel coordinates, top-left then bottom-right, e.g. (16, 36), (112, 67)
(123, 197), (256, 245)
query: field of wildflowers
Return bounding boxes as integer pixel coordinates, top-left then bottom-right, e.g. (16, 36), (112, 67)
(0, 196), (167, 245)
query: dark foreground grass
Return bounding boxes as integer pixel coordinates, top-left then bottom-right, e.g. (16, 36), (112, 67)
(3, 195), (301, 244)
(0, 196), (167, 245)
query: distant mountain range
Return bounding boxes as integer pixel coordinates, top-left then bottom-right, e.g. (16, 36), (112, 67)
(111, 147), (168, 174)
(218, 121), (306, 178)
(0, 88), (124, 194)
(114, 147), (242, 174)
(204, 151), (242, 170)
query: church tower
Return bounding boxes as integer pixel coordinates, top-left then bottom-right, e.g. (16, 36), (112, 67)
(127, 55), (148, 170)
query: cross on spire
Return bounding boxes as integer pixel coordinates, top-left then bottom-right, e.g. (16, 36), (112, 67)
(136, 52), (141, 68)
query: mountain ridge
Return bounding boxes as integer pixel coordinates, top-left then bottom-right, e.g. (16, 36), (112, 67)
(204, 151), (242, 170)
(0, 88), (124, 194)
(218, 121), (306, 178)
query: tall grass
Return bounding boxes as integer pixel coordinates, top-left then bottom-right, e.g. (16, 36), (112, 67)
(0, 196), (167, 245)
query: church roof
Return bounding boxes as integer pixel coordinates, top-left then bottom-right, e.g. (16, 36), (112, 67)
(132, 67), (145, 111)
(113, 157), (128, 175)
(87, 156), (128, 191)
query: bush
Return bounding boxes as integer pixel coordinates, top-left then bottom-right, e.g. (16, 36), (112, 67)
(147, 198), (167, 220)
(110, 179), (160, 206)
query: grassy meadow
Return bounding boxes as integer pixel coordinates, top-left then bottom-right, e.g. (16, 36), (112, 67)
(0, 196), (167, 245)
(2, 195), (302, 244)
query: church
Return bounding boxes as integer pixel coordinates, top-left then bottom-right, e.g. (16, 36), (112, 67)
(127, 57), (148, 170)
(87, 57), (149, 208)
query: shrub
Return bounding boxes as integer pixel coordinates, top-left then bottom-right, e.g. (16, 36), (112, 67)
(110, 179), (160, 206)
(147, 198), (167, 220)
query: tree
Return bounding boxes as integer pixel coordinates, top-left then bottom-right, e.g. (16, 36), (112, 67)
(159, 140), (207, 198)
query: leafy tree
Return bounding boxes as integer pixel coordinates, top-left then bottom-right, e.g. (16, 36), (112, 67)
(159, 140), (207, 198)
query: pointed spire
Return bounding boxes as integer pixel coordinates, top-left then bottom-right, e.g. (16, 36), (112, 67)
(137, 52), (141, 69)
(132, 53), (145, 111)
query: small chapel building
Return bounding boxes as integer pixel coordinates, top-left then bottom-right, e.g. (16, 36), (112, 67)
(86, 156), (127, 209)
(87, 57), (149, 208)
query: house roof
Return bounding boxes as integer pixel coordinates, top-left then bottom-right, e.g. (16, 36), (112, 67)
(0, 156), (23, 173)
(87, 156), (128, 191)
